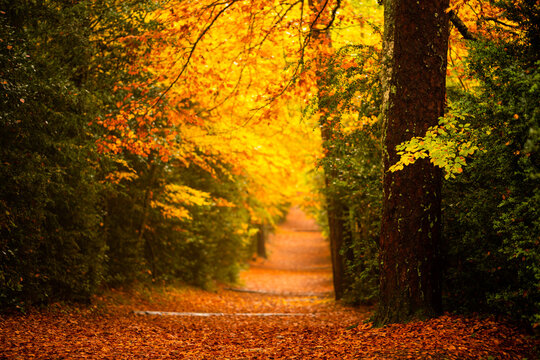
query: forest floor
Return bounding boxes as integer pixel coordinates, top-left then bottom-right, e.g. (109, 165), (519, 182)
(1, 208), (538, 359)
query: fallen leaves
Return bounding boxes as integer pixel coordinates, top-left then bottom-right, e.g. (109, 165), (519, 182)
(0, 209), (537, 359)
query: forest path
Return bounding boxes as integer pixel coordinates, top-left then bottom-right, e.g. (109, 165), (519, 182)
(1, 209), (537, 359)
(238, 206), (334, 297)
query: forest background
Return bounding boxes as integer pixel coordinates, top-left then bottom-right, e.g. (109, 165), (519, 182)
(0, 0), (538, 330)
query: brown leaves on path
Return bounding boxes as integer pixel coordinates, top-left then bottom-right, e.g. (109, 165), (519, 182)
(238, 206), (334, 297)
(1, 208), (538, 359)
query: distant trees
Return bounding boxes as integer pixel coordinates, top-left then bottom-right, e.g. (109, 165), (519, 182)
(313, 41), (383, 305)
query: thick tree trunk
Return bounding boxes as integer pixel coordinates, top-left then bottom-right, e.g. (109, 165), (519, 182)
(375, 0), (449, 325)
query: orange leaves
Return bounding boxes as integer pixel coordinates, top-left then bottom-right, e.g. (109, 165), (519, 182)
(93, 0), (329, 219)
(447, 0), (522, 77)
(147, 0), (324, 215)
(1, 207), (537, 360)
(446, 0), (520, 90)
(447, 0), (468, 13)
(341, 58), (357, 70)
(104, 170), (138, 184)
(6, 307), (533, 360)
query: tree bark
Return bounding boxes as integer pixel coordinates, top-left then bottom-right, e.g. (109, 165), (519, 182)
(139, 162), (159, 276)
(375, 0), (449, 325)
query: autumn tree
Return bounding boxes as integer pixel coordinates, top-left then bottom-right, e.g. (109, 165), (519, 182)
(95, 0), (323, 286)
(375, 0), (450, 325)
(306, 0), (350, 300)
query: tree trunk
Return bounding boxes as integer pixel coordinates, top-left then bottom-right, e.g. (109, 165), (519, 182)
(309, 0), (349, 299)
(139, 162), (158, 276)
(256, 223), (267, 259)
(375, 0), (449, 325)
(324, 176), (348, 300)
(319, 112), (352, 300)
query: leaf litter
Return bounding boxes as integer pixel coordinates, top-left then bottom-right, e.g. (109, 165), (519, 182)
(1, 208), (537, 359)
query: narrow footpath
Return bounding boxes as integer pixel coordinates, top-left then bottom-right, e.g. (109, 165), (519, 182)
(0, 209), (537, 359)
(239, 206), (334, 296)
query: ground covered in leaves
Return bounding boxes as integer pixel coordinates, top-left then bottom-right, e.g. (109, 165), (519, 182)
(1, 208), (538, 359)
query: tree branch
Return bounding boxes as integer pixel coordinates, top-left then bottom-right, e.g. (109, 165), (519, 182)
(483, 17), (519, 29)
(321, 0), (341, 31)
(448, 10), (476, 41)
(149, 1), (239, 110)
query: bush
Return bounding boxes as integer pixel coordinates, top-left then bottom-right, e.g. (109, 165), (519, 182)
(0, 5), (106, 307)
(442, 16), (539, 326)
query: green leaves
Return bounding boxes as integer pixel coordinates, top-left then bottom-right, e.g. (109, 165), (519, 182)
(389, 109), (483, 179)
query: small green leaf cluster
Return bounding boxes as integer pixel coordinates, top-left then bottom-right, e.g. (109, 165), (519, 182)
(389, 110), (483, 179)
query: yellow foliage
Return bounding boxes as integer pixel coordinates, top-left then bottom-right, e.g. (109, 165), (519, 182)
(163, 185), (212, 207)
(100, 0), (390, 223)
(147, 0), (325, 221)
(104, 171), (138, 184)
(152, 184), (212, 221)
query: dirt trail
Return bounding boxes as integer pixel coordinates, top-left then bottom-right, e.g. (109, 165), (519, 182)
(239, 206), (333, 296)
(1, 208), (368, 359)
(1, 208), (537, 359)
